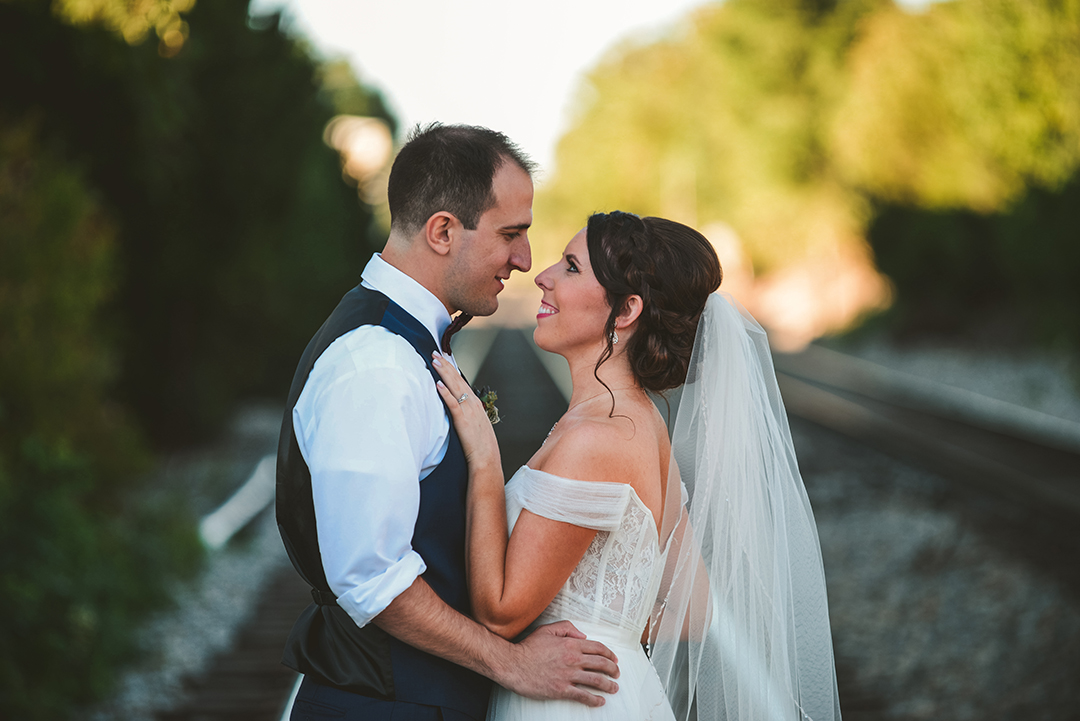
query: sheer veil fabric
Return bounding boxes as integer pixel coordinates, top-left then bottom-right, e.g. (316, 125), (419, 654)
(649, 292), (841, 721)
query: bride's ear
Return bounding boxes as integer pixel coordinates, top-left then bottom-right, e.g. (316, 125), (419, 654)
(615, 294), (643, 331)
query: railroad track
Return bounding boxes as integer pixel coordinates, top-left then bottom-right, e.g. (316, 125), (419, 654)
(773, 344), (1080, 522)
(155, 331), (1080, 720)
(155, 568), (309, 721)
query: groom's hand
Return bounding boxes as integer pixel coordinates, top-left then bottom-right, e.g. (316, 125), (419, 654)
(500, 620), (620, 707)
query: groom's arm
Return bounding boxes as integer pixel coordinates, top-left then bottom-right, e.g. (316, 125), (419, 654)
(295, 330), (434, 628)
(373, 576), (620, 707)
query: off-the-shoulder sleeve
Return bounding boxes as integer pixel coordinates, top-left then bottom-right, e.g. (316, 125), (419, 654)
(511, 466), (631, 531)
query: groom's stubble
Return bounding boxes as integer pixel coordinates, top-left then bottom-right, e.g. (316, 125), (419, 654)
(443, 162), (534, 317)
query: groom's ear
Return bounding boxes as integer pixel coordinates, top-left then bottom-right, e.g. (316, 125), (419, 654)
(615, 294), (644, 330)
(424, 212), (459, 257)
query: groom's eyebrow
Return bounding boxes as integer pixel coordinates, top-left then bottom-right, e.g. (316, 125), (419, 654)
(500, 223), (531, 232)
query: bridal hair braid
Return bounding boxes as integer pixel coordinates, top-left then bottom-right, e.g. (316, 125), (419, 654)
(587, 211), (723, 394)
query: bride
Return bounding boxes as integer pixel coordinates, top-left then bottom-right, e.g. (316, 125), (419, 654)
(432, 211), (842, 721)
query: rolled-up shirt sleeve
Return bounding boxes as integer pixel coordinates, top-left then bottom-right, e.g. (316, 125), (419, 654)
(292, 325), (449, 629)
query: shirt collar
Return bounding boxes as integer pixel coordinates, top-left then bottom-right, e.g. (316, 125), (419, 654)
(361, 253), (452, 348)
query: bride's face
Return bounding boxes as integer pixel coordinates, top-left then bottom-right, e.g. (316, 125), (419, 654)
(533, 229), (612, 357)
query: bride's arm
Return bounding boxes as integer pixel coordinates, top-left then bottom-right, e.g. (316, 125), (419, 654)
(432, 353), (615, 640)
(465, 480), (597, 639)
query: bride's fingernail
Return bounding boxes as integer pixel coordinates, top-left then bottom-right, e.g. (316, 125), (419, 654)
(432, 357), (441, 367)
(437, 380), (445, 388)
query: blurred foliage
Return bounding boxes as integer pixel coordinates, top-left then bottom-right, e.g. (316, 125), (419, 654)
(0, 118), (130, 466)
(1, 0), (393, 443)
(52, 0), (195, 50)
(539, 0), (1080, 347)
(0, 0), (392, 716)
(835, 0), (1080, 211)
(538, 0), (888, 272)
(319, 57), (397, 120)
(845, 0), (1080, 346)
(0, 117), (202, 720)
(867, 175), (1080, 347)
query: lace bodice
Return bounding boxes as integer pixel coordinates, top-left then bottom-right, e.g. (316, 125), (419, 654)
(505, 466), (665, 638)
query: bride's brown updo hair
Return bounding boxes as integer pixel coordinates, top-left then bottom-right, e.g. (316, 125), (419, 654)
(587, 211), (723, 393)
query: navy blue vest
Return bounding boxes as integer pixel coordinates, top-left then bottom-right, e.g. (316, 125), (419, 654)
(276, 284), (490, 719)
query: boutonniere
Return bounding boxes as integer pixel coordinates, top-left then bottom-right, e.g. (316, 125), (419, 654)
(476, 385), (501, 425)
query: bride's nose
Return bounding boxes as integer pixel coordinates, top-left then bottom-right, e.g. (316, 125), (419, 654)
(534, 264), (555, 290)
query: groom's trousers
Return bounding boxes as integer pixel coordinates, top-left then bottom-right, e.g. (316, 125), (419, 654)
(291, 676), (482, 721)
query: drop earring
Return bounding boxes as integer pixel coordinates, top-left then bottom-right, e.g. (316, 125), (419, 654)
(610, 329), (619, 345)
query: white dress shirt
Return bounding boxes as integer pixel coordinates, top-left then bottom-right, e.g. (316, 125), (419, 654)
(292, 254), (458, 629)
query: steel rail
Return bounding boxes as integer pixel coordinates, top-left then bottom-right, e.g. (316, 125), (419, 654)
(774, 346), (1080, 519)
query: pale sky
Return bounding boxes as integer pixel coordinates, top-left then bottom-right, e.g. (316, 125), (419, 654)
(248, 0), (712, 177)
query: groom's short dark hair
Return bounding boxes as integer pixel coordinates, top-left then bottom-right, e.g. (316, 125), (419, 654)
(387, 123), (536, 236)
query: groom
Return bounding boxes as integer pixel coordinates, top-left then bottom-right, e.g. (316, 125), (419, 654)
(276, 123), (619, 721)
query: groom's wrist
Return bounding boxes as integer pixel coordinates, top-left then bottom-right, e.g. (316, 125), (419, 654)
(476, 632), (517, 686)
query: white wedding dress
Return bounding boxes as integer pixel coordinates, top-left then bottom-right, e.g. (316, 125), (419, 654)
(487, 465), (677, 721)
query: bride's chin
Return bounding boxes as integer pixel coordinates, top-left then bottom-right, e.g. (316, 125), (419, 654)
(532, 326), (568, 357)
(532, 326), (553, 353)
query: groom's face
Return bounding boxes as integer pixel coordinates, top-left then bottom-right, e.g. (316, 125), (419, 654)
(446, 162), (533, 316)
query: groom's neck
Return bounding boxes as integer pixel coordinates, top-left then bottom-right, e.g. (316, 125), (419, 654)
(381, 235), (455, 315)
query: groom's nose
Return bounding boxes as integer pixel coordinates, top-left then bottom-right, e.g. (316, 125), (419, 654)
(510, 234), (532, 273)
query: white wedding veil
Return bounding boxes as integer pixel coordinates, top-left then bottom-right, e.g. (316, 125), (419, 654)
(648, 292), (841, 721)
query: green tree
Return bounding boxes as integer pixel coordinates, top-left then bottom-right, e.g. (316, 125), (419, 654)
(539, 0), (1080, 348)
(840, 0), (1080, 344)
(0, 0), (395, 716)
(538, 0), (887, 271)
(833, 0), (1080, 211)
(52, 0), (195, 49)
(2, 0), (394, 442)
(0, 118), (200, 720)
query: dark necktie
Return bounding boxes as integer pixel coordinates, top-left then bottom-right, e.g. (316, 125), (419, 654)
(440, 312), (473, 354)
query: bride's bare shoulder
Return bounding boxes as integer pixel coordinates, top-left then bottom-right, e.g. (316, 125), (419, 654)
(540, 414), (659, 485)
